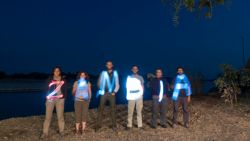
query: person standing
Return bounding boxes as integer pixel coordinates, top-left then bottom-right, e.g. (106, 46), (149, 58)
(172, 67), (192, 128)
(41, 66), (67, 138)
(150, 68), (170, 129)
(96, 61), (120, 132)
(126, 65), (144, 130)
(72, 71), (92, 135)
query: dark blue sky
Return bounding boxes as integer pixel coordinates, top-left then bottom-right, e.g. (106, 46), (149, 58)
(0, 0), (250, 78)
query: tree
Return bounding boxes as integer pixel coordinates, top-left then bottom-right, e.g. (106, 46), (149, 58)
(161, 0), (231, 26)
(214, 64), (241, 106)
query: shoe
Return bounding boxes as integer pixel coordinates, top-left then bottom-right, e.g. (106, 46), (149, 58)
(151, 125), (157, 129)
(138, 127), (144, 131)
(126, 127), (132, 131)
(161, 124), (167, 128)
(40, 133), (48, 139)
(172, 124), (177, 128)
(95, 126), (101, 132)
(59, 132), (65, 137)
(75, 130), (81, 136)
(112, 127), (118, 132)
(184, 123), (189, 128)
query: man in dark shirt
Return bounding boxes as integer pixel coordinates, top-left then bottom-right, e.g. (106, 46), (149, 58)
(150, 68), (170, 129)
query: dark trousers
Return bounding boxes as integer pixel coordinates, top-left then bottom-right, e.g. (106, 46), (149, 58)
(97, 94), (116, 128)
(173, 97), (189, 124)
(151, 96), (167, 127)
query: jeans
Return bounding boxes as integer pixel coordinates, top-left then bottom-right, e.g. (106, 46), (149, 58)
(151, 96), (167, 127)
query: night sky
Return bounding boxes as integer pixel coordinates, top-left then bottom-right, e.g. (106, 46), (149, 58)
(0, 0), (250, 78)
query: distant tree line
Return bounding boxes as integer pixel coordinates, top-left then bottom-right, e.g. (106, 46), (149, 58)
(0, 71), (98, 80)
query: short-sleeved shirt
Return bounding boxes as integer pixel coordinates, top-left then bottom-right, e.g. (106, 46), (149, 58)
(73, 80), (91, 101)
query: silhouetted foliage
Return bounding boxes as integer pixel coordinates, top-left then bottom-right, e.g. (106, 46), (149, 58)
(161, 0), (231, 26)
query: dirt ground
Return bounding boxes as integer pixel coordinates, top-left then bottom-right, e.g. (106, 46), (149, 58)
(0, 96), (250, 141)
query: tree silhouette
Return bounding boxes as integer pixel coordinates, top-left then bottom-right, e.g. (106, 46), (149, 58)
(162, 0), (231, 26)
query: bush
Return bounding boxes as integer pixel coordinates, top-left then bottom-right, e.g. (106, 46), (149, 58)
(214, 64), (241, 106)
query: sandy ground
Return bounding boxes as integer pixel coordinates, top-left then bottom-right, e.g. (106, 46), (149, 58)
(0, 96), (250, 141)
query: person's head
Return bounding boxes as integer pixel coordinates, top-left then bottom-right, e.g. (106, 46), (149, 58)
(52, 66), (62, 77)
(131, 65), (139, 74)
(76, 71), (88, 80)
(106, 61), (114, 70)
(155, 68), (163, 78)
(177, 67), (184, 75)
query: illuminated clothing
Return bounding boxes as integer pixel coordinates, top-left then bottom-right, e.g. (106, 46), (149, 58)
(74, 78), (90, 101)
(47, 77), (67, 99)
(126, 74), (144, 128)
(150, 78), (169, 97)
(98, 70), (120, 96)
(172, 74), (192, 101)
(43, 76), (67, 135)
(126, 75), (144, 100)
(96, 70), (120, 130)
(172, 74), (191, 125)
(150, 78), (170, 127)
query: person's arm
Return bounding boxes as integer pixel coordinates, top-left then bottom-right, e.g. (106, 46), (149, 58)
(186, 76), (192, 103)
(88, 83), (92, 101)
(141, 76), (145, 90)
(62, 79), (67, 99)
(112, 72), (120, 95)
(72, 81), (77, 96)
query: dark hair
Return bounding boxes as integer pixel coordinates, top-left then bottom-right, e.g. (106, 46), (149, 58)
(51, 66), (62, 76)
(132, 65), (139, 69)
(76, 71), (89, 81)
(177, 66), (184, 71)
(155, 68), (163, 73)
(106, 60), (113, 64)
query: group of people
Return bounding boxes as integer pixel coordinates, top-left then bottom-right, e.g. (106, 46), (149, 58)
(40, 61), (192, 138)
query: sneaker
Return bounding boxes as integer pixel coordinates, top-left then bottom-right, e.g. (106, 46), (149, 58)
(138, 127), (144, 131)
(151, 125), (157, 129)
(40, 133), (48, 139)
(184, 123), (189, 128)
(59, 132), (65, 137)
(112, 127), (118, 132)
(172, 124), (177, 128)
(95, 126), (101, 132)
(75, 130), (81, 136)
(126, 127), (132, 131)
(161, 124), (167, 128)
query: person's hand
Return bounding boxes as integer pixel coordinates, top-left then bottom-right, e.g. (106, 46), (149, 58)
(111, 93), (115, 96)
(187, 96), (191, 104)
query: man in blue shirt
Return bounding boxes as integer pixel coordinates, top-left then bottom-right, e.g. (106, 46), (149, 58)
(172, 67), (192, 128)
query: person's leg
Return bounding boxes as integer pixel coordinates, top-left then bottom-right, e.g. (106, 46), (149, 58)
(151, 96), (159, 128)
(96, 95), (107, 130)
(74, 101), (82, 132)
(43, 100), (55, 135)
(82, 101), (89, 131)
(160, 97), (167, 127)
(56, 99), (65, 134)
(173, 99), (179, 125)
(136, 97), (143, 128)
(182, 97), (189, 127)
(108, 95), (117, 129)
(127, 100), (135, 128)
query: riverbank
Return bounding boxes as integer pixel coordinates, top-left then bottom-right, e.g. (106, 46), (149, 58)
(0, 96), (250, 141)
